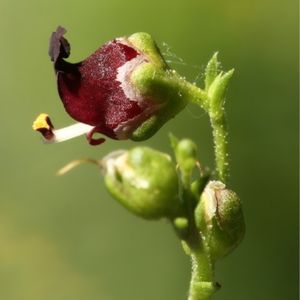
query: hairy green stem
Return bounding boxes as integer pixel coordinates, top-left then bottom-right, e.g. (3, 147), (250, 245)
(188, 250), (217, 300)
(210, 114), (228, 182)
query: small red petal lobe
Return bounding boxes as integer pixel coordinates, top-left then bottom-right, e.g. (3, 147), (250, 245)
(56, 40), (145, 139)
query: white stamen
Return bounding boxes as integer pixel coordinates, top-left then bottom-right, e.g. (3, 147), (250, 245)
(52, 123), (93, 143)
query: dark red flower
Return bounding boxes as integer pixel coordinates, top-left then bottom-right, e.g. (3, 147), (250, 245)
(33, 26), (163, 145)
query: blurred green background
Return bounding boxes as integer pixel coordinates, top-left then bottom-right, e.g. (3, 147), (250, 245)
(0, 0), (298, 299)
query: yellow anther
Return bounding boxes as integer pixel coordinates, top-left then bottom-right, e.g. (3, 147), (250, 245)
(32, 113), (51, 131)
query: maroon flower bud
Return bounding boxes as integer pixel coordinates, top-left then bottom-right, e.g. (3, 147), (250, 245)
(33, 26), (170, 145)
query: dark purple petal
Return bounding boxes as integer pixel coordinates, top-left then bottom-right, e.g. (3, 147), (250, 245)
(49, 26), (70, 63)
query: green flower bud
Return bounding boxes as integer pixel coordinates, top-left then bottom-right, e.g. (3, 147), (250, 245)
(195, 181), (245, 261)
(102, 147), (180, 219)
(170, 134), (201, 190)
(175, 138), (198, 174)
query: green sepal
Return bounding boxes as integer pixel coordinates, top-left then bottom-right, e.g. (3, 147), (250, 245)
(130, 65), (188, 141)
(208, 69), (234, 119)
(128, 32), (167, 68)
(205, 52), (219, 91)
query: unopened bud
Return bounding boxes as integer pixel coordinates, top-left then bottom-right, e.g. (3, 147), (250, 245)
(175, 138), (198, 174)
(195, 181), (245, 260)
(102, 147), (180, 219)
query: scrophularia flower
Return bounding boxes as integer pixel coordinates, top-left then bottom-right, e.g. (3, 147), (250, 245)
(33, 26), (186, 145)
